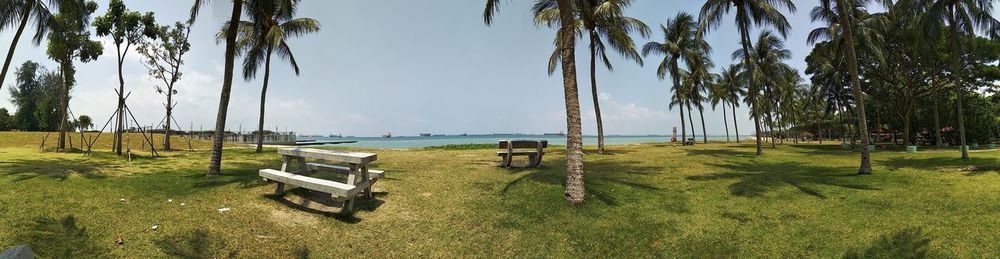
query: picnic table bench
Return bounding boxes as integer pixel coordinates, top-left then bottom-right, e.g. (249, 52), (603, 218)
(497, 140), (548, 168)
(259, 147), (384, 214)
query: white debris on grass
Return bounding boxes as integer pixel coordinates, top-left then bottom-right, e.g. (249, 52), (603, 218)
(151, 225), (158, 231)
(218, 208), (231, 213)
(167, 199), (173, 203)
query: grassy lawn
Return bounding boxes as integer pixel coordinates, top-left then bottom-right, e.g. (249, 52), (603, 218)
(1, 132), (1000, 257)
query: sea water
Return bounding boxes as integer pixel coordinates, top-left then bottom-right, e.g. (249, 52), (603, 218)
(304, 134), (750, 149)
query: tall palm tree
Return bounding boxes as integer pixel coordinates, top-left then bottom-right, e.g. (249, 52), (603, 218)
(485, 0), (586, 204)
(701, 0), (796, 155)
(718, 63), (746, 143)
(222, 0), (320, 153)
(734, 31), (792, 148)
(0, 0), (56, 93)
(642, 12), (706, 146)
(811, 0), (878, 173)
(907, 0), (999, 160)
(193, 0), (244, 176)
(709, 70), (731, 142)
(683, 51), (715, 144)
(533, 0), (649, 154)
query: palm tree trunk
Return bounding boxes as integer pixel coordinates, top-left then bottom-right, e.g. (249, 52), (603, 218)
(738, 21), (762, 155)
(932, 93), (942, 146)
(679, 101), (686, 145)
(817, 114), (823, 143)
(588, 33), (605, 154)
(687, 105), (695, 141)
(555, 0), (585, 204)
(836, 0), (872, 174)
(0, 0), (34, 93)
(208, 0), (244, 176)
(722, 101), (730, 142)
(256, 48), (273, 153)
(731, 101), (740, 143)
(699, 105), (707, 143)
(947, 11), (969, 160)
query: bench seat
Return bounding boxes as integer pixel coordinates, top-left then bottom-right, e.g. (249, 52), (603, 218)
(305, 163), (384, 179)
(497, 151), (546, 156)
(259, 169), (370, 198)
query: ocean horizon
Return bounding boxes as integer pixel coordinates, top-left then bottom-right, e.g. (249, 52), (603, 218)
(301, 134), (752, 148)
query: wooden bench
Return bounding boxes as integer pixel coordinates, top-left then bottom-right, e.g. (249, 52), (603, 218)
(259, 148), (383, 214)
(497, 140), (548, 168)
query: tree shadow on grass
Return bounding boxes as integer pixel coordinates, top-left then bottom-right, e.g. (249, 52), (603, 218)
(12, 215), (107, 258)
(0, 158), (105, 182)
(189, 162), (271, 189)
(155, 228), (239, 258)
(688, 161), (880, 199)
(684, 148), (756, 157)
(501, 157), (670, 207)
(844, 228), (935, 258)
(882, 156), (1000, 172)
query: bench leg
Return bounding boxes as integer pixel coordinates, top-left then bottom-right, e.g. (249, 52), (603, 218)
(534, 153), (544, 167)
(502, 154), (512, 168)
(343, 196), (355, 215)
(274, 182), (286, 196)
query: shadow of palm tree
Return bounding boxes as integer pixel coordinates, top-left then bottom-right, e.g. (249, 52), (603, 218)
(684, 148), (756, 157)
(155, 228), (239, 258)
(688, 161), (880, 199)
(844, 228), (935, 258)
(11, 215), (107, 258)
(0, 158), (105, 182)
(500, 157), (671, 207)
(882, 156), (1000, 172)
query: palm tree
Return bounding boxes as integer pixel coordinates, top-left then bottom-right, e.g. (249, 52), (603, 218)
(718, 63), (746, 143)
(533, 0), (649, 154)
(485, 0), (586, 204)
(908, 0), (999, 160)
(222, 0), (320, 153)
(0, 0), (56, 92)
(683, 51), (715, 144)
(811, 0), (877, 173)
(642, 12), (706, 146)
(193, 0), (244, 176)
(734, 31), (792, 148)
(701, 0), (796, 155)
(709, 70), (731, 142)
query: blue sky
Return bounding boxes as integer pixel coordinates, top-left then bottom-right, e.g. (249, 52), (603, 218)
(0, 1), (994, 137)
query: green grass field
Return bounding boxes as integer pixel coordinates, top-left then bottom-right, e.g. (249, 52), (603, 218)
(1, 132), (999, 257)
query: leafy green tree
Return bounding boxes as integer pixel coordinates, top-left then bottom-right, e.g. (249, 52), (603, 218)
(485, 0), (587, 203)
(137, 21), (193, 151)
(533, 0), (649, 154)
(0, 108), (11, 130)
(682, 50), (715, 144)
(701, 0), (797, 155)
(8, 61), (42, 131)
(642, 12), (706, 146)
(0, 0), (56, 92)
(93, 0), (157, 155)
(76, 115), (92, 131)
(45, 0), (102, 151)
(221, 0), (320, 153)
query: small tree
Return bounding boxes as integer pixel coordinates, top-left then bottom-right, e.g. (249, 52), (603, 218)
(46, 0), (102, 151)
(137, 21), (192, 151)
(93, 0), (157, 155)
(77, 115), (92, 131)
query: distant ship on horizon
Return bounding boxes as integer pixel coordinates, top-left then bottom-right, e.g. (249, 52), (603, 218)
(420, 133), (432, 137)
(543, 131), (566, 136)
(382, 132), (392, 138)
